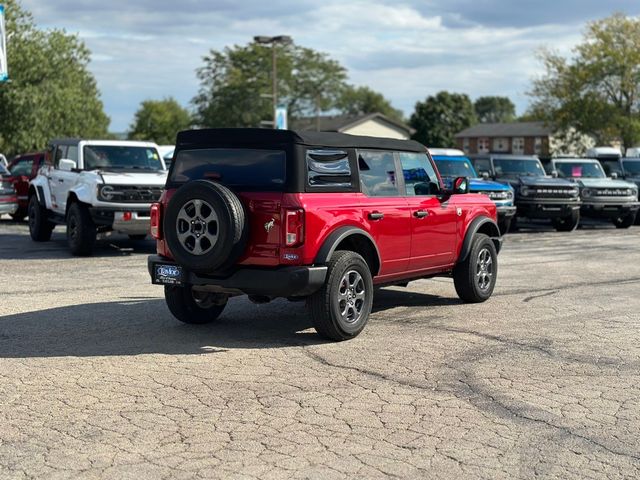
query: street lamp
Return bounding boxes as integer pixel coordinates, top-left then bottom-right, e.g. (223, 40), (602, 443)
(254, 35), (293, 128)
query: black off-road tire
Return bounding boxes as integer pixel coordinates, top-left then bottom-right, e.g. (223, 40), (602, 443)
(453, 233), (498, 303)
(28, 195), (54, 242)
(128, 234), (147, 241)
(164, 180), (248, 274)
(552, 211), (580, 232)
(613, 213), (636, 229)
(308, 251), (374, 341)
(164, 285), (227, 324)
(66, 202), (96, 256)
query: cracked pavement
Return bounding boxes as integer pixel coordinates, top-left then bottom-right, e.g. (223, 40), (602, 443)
(1, 219), (639, 479)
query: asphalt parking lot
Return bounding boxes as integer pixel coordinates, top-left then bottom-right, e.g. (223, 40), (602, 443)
(1, 218), (639, 479)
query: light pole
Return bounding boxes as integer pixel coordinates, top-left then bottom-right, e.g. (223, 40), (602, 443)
(254, 35), (292, 128)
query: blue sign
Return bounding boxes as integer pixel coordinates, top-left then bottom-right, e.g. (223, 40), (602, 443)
(0, 5), (7, 82)
(275, 106), (287, 130)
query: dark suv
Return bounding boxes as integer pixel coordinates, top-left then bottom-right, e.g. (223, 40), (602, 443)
(471, 154), (581, 231)
(148, 129), (502, 341)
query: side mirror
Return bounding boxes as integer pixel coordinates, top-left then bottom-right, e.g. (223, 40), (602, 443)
(449, 176), (470, 195)
(551, 170), (559, 178)
(611, 172), (619, 179)
(481, 171), (490, 180)
(58, 159), (77, 171)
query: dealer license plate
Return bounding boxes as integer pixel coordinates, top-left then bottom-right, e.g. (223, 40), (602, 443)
(153, 264), (183, 285)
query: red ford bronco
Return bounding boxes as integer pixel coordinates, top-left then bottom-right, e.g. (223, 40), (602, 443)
(148, 129), (502, 341)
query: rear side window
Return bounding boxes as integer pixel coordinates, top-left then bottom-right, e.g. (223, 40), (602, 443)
(358, 150), (400, 197)
(306, 149), (351, 188)
(171, 149), (286, 190)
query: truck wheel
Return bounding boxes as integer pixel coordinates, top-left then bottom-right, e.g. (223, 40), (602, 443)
(164, 180), (248, 274)
(308, 251), (374, 341)
(28, 195), (54, 242)
(453, 233), (497, 303)
(613, 213), (636, 229)
(552, 211), (580, 232)
(67, 202), (96, 256)
(164, 285), (227, 324)
(128, 234), (147, 241)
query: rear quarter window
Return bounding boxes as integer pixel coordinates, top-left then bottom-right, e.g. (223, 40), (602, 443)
(170, 148), (286, 191)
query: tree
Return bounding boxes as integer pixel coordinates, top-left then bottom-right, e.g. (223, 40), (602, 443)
(474, 96), (516, 123)
(193, 42), (348, 128)
(128, 98), (191, 144)
(529, 13), (640, 149)
(337, 86), (404, 121)
(409, 92), (477, 147)
(0, 0), (110, 156)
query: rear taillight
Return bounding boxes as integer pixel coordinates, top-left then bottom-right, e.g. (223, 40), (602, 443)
(150, 203), (162, 239)
(284, 208), (304, 247)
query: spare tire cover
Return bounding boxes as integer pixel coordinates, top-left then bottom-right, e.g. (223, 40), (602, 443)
(164, 180), (248, 273)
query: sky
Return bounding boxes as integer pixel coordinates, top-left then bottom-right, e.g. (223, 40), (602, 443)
(19, 0), (640, 132)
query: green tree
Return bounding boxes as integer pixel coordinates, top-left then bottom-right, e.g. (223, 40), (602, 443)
(128, 97), (191, 144)
(193, 42), (348, 127)
(529, 13), (640, 148)
(337, 85), (404, 121)
(474, 96), (516, 123)
(409, 91), (477, 147)
(0, 0), (109, 156)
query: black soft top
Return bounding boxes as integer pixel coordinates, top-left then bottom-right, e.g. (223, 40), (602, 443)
(176, 128), (426, 153)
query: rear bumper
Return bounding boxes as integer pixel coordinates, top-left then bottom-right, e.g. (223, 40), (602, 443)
(516, 199), (581, 219)
(148, 255), (328, 297)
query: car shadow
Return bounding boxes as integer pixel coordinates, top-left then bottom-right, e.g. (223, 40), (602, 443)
(0, 289), (460, 359)
(0, 232), (157, 260)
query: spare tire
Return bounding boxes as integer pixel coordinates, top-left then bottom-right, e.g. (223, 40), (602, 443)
(164, 180), (248, 273)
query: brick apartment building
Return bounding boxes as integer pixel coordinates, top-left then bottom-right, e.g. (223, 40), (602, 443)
(454, 121), (553, 157)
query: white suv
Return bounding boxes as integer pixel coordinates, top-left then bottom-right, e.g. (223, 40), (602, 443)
(29, 139), (168, 255)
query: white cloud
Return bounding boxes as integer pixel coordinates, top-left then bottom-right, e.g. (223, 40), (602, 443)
(18, 0), (637, 131)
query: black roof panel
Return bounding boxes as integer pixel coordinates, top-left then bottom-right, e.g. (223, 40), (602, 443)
(176, 128), (426, 153)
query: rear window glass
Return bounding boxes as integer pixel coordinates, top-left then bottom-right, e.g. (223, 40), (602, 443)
(171, 149), (286, 190)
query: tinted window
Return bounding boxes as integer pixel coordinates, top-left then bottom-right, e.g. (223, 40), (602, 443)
(83, 145), (163, 171)
(622, 160), (640, 175)
(307, 149), (351, 188)
(358, 150), (399, 197)
(9, 158), (34, 176)
(600, 159), (622, 176)
(555, 162), (605, 179)
(399, 152), (440, 196)
(473, 158), (492, 175)
(433, 157), (477, 177)
(171, 149), (286, 190)
(54, 146), (67, 168)
(493, 158), (546, 177)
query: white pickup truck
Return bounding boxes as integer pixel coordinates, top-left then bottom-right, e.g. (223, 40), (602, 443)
(29, 139), (168, 255)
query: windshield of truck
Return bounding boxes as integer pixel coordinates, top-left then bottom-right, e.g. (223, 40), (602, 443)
(83, 145), (164, 171)
(555, 162), (605, 179)
(622, 160), (640, 176)
(493, 158), (545, 177)
(170, 148), (286, 190)
(433, 157), (477, 177)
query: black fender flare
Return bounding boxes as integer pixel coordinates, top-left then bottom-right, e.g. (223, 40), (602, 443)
(458, 216), (502, 262)
(314, 226), (382, 275)
(29, 185), (47, 207)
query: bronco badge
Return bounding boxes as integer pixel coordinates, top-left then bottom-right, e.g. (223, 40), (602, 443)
(264, 219), (275, 233)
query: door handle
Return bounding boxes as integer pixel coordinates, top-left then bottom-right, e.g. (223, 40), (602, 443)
(368, 212), (384, 221)
(414, 210), (429, 218)
(58, 179), (64, 183)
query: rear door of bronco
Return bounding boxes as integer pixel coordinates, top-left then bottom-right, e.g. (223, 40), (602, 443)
(357, 150), (411, 275)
